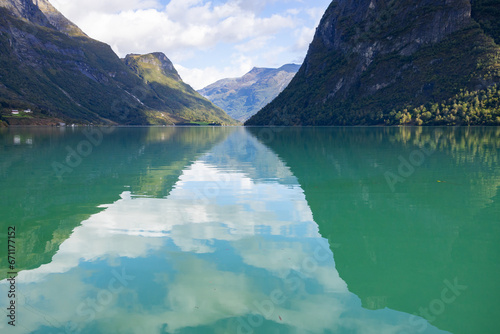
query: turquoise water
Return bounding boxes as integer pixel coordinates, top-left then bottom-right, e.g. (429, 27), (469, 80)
(0, 126), (499, 333)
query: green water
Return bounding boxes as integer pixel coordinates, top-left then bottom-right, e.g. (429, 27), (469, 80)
(0, 126), (499, 334)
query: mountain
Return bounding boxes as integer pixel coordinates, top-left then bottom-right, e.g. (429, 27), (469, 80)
(199, 64), (299, 122)
(124, 53), (235, 125)
(246, 0), (500, 126)
(0, 0), (236, 125)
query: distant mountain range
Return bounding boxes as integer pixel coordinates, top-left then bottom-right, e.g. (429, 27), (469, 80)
(199, 64), (299, 122)
(246, 0), (500, 126)
(0, 0), (236, 126)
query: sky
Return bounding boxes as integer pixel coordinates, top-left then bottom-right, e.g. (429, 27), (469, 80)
(49, 0), (332, 90)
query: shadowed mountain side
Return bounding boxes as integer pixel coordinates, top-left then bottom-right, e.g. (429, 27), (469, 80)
(248, 127), (500, 334)
(246, 0), (500, 126)
(0, 0), (236, 125)
(0, 6), (161, 125)
(0, 126), (233, 280)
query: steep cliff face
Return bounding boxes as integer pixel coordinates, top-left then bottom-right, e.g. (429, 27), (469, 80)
(0, 0), (51, 27)
(0, 0), (236, 125)
(472, 0), (500, 45)
(199, 64), (299, 122)
(307, 0), (471, 98)
(36, 0), (86, 36)
(0, 2), (147, 125)
(246, 0), (500, 126)
(315, 0), (471, 53)
(0, 0), (84, 36)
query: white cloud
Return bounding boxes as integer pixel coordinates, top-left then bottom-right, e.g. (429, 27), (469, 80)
(50, 0), (161, 18)
(307, 6), (327, 22)
(51, 0), (295, 55)
(235, 36), (274, 53)
(176, 55), (254, 90)
(293, 26), (316, 51)
(286, 8), (301, 15)
(261, 46), (290, 66)
(49, 0), (331, 91)
(236, 0), (282, 13)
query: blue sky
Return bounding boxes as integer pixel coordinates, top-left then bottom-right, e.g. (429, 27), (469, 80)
(50, 0), (331, 89)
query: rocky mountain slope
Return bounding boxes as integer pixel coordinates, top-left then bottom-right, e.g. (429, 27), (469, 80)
(125, 53), (235, 125)
(246, 0), (500, 126)
(0, 0), (236, 125)
(199, 64), (299, 122)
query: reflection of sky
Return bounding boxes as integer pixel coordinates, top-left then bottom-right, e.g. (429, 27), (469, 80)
(0, 131), (448, 334)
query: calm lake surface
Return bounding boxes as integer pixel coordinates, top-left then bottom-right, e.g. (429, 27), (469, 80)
(0, 126), (499, 334)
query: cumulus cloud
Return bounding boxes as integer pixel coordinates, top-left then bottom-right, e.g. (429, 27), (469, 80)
(175, 65), (228, 91)
(49, 0), (330, 89)
(51, 0), (295, 55)
(176, 55), (254, 90)
(306, 6), (327, 21)
(293, 26), (316, 51)
(51, 0), (161, 18)
(235, 36), (274, 53)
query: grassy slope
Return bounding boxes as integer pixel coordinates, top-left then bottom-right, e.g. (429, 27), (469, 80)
(0, 8), (156, 124)
(124, 54), (238, 125)
(0, 8), (236, 125)
(246, 2), (500, 126)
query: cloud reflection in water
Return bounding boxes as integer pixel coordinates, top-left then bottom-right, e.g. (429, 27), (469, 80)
(1, 131), (447, 334)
